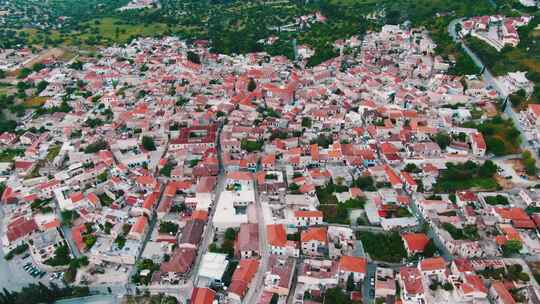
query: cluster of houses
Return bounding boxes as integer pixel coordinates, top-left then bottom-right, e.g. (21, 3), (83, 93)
(459, 15), (534, 51)
(1, 20), (540, 304)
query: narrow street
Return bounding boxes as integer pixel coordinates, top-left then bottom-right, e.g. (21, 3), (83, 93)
(242, 184), (270, 304)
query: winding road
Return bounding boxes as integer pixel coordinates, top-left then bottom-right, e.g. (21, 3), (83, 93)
(447, 18), (540, 167)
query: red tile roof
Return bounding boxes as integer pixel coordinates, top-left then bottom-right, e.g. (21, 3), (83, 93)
(491, 281), (516, 304)
(191, 287), (216, 304)
(267, 224), (287, 247)
(294, 210), (323, 218)
(419, 257), (446, 272)
(400, 267), (424, 295)
(402, 233), (430, 253)
(7, 217), (38, 242)
(301, 227), (327, 243)
(339, 256), (367, 273)
(229, 259), (260, 298)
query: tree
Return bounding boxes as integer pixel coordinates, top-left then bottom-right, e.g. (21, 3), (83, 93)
(0, 69), (5, 79)
(17, 68), (31, 79)
(36, 80), (49, 94)
(141, 136), (156, 151)
(270, 294), (279, 304)
(247, 78), (257, 92)
(502, 240), (523, 257)
(224, 228), (237, 242)
(423, 240), (437, 258)
(159, 221), (179, 235)
(442, 282), (454, 291)
(84, 140), (108, 154)
(301, 117), (312, 128)
(187, 51), (201, 64)
(434, 132), (451, 149)
(522, 150), (537, 176)
(346, 273), (355, 292)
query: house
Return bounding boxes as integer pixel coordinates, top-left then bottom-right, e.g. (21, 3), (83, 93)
(401, 233), (430, 256)
(375, 267), (396, 298)
(128, 216), (148, 240)
(293, 210), (323, 227)
(519, 189), (540, 207)
(399, 267), (425, 304)
(338, 256), (367, 283)
(191, 287), (216, 304)
(228, 259), (260, 302)
(418, 257), (446, 281)
(267, 224), (299, 257)
(157, 247), (197, 284)
(298, 259), (339, 291)
(489, 281), (516, 304)
(235, 223), (259, 259)
(169, 125), (217, 150)
(6, 217), (38, 246)
(178, 219), (205, 249)
(470, 132), (486, 157)
(264, 255), (295, 296)
(301, 227), (328, 257)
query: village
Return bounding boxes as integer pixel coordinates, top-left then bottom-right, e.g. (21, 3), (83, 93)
(1, 15), (540, 304)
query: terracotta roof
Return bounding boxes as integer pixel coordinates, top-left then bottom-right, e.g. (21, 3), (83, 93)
(161, 247), (196, 274)
(400, 267), (424, 295)
(419, 257), (446, 272)
(495, 207), (530, 221)
(7, 217), (38, 242)
(294, 210), (323, 218)
(227, 171), (254, 181)
(229, 259), (260, 298)
(130, 216), (148, 235)
(301, 227), (327, 243)
(267, 224), (287, 247)
(402, 233), (430, 253)
(491, 281), (516, 304)
(339, 256), (367, 273)
(191, 287), (216, 304)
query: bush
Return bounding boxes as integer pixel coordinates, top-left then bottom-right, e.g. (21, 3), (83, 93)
(84, 140), (108, 154)
(159, 221), (179, 235)
(141, 136), (156, 151)
(358, 231), (406, 263)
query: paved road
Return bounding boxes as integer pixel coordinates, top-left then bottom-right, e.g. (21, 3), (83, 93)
(193, 123), (225, 286)
(362, 263), (377, 304)
(448, 18), (540, 167)
(242, 182), (270, 304)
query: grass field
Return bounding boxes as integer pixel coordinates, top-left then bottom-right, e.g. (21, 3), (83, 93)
(83, 17), (170, 43)
(24, 96), (48, 108)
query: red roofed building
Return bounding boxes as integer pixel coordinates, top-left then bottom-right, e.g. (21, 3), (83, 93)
(301, 227), (327, 257)
(419, 257), (447, 280)
(402, 233), (430, 256)
(267, 224), (287, 255)
(6, 217), (38, 245)
(338, 256), (367, 283)
(191, 287), (216, 304)
(294, 210), (323, 227)
(527, 104), (540, 126)
(489, 281), (516, 304)
(170, 125), (217, 150)
(128, 216), (148, 240)
(228, 259), (260, 301)
(494, 207), (530, 223)
(235, 223), (259, 259)
(157, 247), (197, 284)
(399, 267), (425, 303)
(471, 132), (486, 157)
